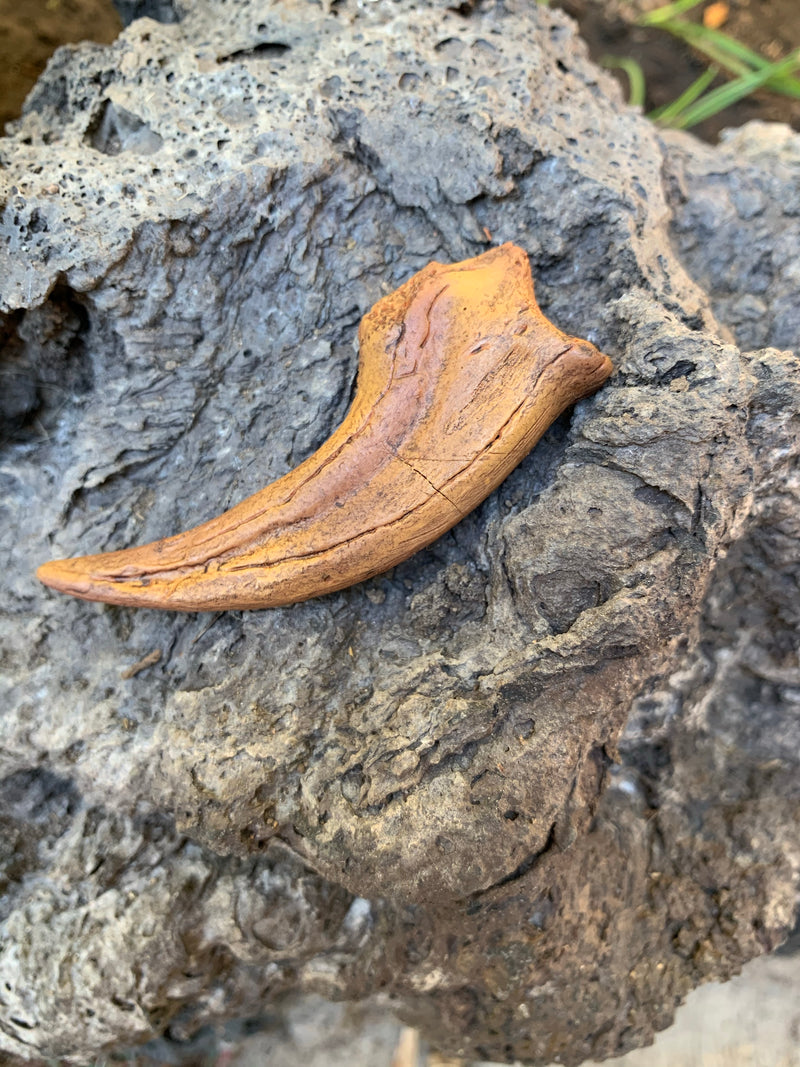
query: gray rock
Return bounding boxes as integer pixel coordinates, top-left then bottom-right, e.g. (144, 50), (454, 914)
(663, 122), (800, 352)
(0, 1), (797, 1064)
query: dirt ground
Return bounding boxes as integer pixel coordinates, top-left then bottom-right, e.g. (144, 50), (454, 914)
(0, 0), (798, 140)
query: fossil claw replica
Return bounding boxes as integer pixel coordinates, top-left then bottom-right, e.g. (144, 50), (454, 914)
(37, 243), (612, 611)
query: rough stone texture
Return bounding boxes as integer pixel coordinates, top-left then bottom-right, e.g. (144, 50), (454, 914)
(0, 1), (798, 1065)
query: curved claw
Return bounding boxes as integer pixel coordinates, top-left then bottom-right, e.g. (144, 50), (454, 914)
(37, 243), (612, 611)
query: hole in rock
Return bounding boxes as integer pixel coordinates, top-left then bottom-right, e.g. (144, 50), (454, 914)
(472, 37), (498, 56)
(0, 286), (94, 445)
(656, 359), (697, 386)
(86, 99), (163, 156)
(220, 41), (292, 62)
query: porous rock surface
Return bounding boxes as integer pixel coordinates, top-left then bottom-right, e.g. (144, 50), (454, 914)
(0, 1), (798, 1064)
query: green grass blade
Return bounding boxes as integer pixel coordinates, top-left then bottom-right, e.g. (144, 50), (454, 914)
(637, 0), (705, 26)
(663, 20), (757, 72)
(646, 18), (800, 98)
(601, 55), (647, 108)
(672, 50), (800, 128)
(763, 75), (800, 99)
(685, 28), (800, 95)
(649, 64), (718, 124)
(686, 24), (772, 68)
